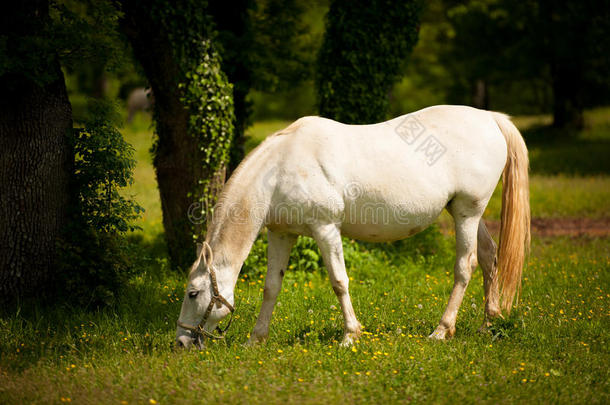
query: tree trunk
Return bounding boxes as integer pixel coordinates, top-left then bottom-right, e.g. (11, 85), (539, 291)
(120, 2), (222, 269)
(551, 65), (584, 129)
(472, 79), (489, 110)
(0, 1), (72, 303)
(541, 0), (585, 130)
(208, 0), (253, 173)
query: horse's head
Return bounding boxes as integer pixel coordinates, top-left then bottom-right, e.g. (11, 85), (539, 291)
(175, 242), (234, 349)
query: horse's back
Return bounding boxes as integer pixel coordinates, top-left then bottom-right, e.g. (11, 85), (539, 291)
(275, 106), (507, 196)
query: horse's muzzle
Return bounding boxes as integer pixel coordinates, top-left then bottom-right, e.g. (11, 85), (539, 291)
(176, 335), (193, 349)
(175, 334), (204, 350)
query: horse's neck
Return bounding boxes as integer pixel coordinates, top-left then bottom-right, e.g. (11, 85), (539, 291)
(207, 177), (271, 294)
(205, 135), (282, 294)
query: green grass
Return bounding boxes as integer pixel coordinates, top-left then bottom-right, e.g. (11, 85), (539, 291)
(483, 175), (610, 220)
(121, 113), (164, 241)
(244, 119), (292, 152)
(2, 109), (609, 403)
(1, 237), (608, 403)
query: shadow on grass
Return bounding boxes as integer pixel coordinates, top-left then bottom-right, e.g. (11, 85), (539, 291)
(127, 232), (169, 270)
(288, 325), (345, 345)
(0, 268), (182, 371)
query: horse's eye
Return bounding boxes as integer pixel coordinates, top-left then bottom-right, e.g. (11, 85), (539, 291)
(188, 290), (199, 299)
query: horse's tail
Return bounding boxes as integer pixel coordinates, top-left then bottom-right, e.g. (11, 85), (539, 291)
(492, 112), (531, 314)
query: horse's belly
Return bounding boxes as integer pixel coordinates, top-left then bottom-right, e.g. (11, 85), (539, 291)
(340, 199), (444, 242)
(341, 222), (432, 242)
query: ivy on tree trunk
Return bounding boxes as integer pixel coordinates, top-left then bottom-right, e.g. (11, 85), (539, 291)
(316, 0), (423, 124)
(120, 0), (234, 270)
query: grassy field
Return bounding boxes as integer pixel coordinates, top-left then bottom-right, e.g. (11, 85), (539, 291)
(1, 109), (609, 403)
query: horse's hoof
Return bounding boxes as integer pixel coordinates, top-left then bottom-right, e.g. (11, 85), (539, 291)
(340, 335), (354, 347)
(428, 329), (446, 340)
(428, 326), (455, 340)
(244, 334), (267, 347)
(340, 329), (362, 347)
(244, 339), (261, 347)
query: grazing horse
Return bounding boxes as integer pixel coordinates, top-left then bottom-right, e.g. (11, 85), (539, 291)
(126, 87), (153, 123)
(176, 105), (530, 348)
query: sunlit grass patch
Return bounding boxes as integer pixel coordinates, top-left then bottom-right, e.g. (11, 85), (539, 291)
(483, 175), (610, 220)
(1, 236), (608, 403)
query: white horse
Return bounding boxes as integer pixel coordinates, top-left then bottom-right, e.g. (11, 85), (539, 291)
(176, 105), (530, 348)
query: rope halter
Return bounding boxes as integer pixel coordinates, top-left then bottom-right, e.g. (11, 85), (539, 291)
(176, 242), (235, 340)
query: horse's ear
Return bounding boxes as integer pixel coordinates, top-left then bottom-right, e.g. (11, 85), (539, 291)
(196, 242), (203, 258)
(202, 241), (214, 267)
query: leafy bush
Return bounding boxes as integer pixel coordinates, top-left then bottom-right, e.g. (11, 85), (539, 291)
(56, 101), (143, 307)
(357, 225), (451, 267)
(242, 234), (323, 275)
(242, 225), (449, 277)
(72, 102), (143, 233)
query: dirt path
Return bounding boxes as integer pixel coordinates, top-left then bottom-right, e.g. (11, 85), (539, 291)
(439, 217), (610, 237)
(485, 217), (610, 237)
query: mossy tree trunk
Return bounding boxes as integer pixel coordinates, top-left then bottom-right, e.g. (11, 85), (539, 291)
(316, 0), (422, 124)
(120, 1), (233, 270)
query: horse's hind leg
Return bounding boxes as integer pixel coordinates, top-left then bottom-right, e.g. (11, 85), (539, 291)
(430, 204), (481, 340)
(477, 220), (501, 331)
(247, 231), (296, 345)
(311, 223), (362, 346)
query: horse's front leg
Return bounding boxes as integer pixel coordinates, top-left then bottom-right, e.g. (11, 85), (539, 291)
(430, 214), (480, 340)
(247, 231), (296, 346)
(311, 224), (362, 346)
